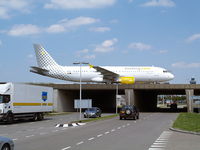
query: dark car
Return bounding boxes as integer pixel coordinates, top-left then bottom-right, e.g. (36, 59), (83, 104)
(84, 107), (102, 118)
(0, 136), (14, 150)
(119, 105), (139, 120)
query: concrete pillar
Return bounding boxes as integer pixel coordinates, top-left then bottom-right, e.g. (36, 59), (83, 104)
(125, 89), (134, 105)
(53, 89), (76, 112)
(53, 89), (59, 112)
(185, 89), (194, 113)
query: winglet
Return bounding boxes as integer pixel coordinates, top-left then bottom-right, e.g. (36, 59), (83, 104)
(89, 64), (94, 68)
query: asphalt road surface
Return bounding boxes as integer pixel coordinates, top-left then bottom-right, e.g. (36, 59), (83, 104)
(0, 113), (198, 150)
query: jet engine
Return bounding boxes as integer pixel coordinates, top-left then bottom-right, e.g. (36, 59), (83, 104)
(118, 77), (135, 84)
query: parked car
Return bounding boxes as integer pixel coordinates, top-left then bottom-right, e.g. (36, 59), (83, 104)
(84, 107), (102, 118)
(119, 105), (139, 120)
(0, 136), (14, 150)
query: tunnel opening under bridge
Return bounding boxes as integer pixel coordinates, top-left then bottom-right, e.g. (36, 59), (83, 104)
(54, 89), (188, 113)
(133, 89), (188, 112)
(54, 89), (124, 113)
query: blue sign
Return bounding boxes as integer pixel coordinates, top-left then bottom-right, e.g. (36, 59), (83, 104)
(42, 92), (48, 102)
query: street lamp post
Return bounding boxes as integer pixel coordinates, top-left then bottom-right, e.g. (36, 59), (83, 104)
(116, 84), (119, 114)
(73, 62), (89, 121)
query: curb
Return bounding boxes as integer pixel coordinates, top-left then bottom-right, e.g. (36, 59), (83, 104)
(169, 127), (200, 136)
(55, 123), (86, 128)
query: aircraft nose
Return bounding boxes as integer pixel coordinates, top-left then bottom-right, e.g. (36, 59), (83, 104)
(169, 73), (174, 80)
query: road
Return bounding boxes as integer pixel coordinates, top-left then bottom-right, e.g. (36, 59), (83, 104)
(0, 113), (198, 150)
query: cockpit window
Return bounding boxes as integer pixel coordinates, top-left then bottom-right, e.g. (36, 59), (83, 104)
(163, 70), (168, 73)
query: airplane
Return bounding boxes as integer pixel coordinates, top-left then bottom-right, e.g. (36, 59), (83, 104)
(30, 44), (174, 84)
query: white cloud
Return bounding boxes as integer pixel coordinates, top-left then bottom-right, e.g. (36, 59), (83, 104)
(0, 0), (30, 19)
(7, 24), (41, 36)
(128, 0), (134, 3)
(128, 42), (152, 51)
(186, 33), (200, 43)
(46, 24), (66, 33)
(0, 7), (9, 19)
(89, 27), (110, 32)
(0, 40), (2, 46)
(83, 54), (96, 59)
(141, 0), (175, 7)
(76, 49), (89, 57)
(78, 49), (89, 54)
(76, 49), (95, 59)
(158, 50), (168, 54)
(44, 0), (116, 9)
(94, 38), (118, 53)
(46, 17), (99, 33)
(6, 17), (99, 36)
(172, 62), (200, 68)
(62, 17), (99, 28)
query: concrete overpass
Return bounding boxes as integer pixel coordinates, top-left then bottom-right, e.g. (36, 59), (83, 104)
(32, 83), (200, 113)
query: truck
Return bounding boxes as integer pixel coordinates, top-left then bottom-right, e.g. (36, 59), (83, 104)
(0, 83), (53, 123)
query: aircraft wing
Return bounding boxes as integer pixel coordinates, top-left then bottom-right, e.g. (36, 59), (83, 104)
(30, 66), (49, 75)
(92, 66), (119, 81)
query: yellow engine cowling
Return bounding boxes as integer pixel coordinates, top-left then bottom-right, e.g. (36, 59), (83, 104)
(119, 77), (135, 84)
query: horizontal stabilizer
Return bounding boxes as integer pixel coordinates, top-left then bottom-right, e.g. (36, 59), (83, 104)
(30, 66), (49, 75)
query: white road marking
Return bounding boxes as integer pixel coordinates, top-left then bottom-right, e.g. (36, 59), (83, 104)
(155, 140), (167, 143)
(39, 127), (44, 129)
(12, 138), (18, 141)
(153, 143), (166, 145)
(122, 125), (126, 128)
(97, 134), (103, 137)
(26, 135), (34, 138)
(157, 138), (168, 140)
(76, 141), (84, 145)
(127, 123), (130, 126)
(62, 146), (71, 150)
(117, 127), (121, 129)
(39, 132), (47, 135)
(88, 137), (95, 141)
(149, 148), (164, 150)
(105, 131), (110, 134)
(151, 145), (166, 148)
(72, 123), (78, 127)
(149, 131), (173, 150)
(111, 129), (115, 132)
(63, 124), (69, 127)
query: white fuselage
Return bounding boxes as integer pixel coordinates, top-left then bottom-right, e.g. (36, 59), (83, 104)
(44, 65), (174, 83)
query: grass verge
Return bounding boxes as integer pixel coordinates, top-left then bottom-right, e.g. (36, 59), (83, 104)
(72, 114), (118, 123)
(172, 113), (200, 132)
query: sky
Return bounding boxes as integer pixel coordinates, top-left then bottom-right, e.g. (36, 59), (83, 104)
(0, 0), (200, 84)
